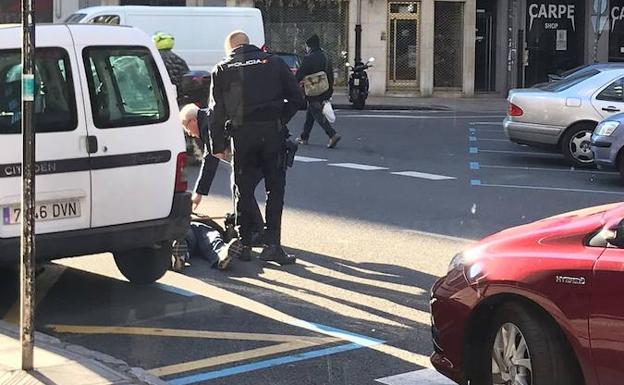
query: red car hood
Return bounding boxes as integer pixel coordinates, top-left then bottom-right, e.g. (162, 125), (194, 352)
(464, 203), (624, 262)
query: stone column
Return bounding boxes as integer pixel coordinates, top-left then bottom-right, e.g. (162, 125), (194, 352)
(463, 0), (476, 95)
(420, 0), (435, 96)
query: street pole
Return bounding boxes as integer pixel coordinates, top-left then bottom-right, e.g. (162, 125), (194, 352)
(506, 0), (515, 93)
(355, 0), (362, 64)
(20, 0), (36, 371)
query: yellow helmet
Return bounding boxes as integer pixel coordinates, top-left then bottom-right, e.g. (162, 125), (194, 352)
(153, 32), (175, 50)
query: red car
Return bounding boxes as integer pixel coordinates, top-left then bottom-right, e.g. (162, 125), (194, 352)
(431, 202), (624, 385)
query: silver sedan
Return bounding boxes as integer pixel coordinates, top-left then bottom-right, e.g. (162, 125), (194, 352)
(504, 67), (624, 166)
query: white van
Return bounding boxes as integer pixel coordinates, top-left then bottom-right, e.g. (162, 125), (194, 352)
(0, 24), (190, 284)
(65, 6), (266, 72)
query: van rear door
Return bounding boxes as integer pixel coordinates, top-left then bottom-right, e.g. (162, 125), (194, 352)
(72, 28), (182, 228)
(0, 29), (92, 240)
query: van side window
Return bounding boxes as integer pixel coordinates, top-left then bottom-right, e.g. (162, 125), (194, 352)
(0, 48), (77, 134)
(88, 15), (120, 25)
(83, 47), (169, 129)
(597, 78), (624, 102)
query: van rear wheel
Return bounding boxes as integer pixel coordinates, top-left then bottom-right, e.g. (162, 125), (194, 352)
(114, 243), (172, 284)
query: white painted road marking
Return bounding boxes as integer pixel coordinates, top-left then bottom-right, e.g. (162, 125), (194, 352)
(479, 149), (561, 157)
(341, 115), (505, 120)
(469, 121), (503, 125)
(328, 163), (389, 171)
(391, 171), (456, 181)
(479, 164), (619, 175)
(376, 369), (455, 385)
(294, 156), (328, 163)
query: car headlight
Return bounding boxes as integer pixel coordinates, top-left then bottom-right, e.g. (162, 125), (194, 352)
(448, 253), (465, 272)
(595, 121), (620, 136)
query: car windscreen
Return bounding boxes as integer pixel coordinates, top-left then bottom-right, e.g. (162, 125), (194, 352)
(0, 48), (77, 134)
(65, 13), (86, 23)
(540, 69), (600, 92)
(83, 46), (170, 129)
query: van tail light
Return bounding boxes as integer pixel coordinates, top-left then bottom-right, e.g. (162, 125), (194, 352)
(508, 102), (524, 117)
(175, 152), (188, 193)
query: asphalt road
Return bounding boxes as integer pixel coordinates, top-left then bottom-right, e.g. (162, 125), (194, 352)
(1, 108), (622, 385)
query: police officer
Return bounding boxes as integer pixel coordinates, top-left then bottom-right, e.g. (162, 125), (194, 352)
(209, 31), (304, 264)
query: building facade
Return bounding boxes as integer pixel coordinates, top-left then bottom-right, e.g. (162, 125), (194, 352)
(1, 0), (623, 96)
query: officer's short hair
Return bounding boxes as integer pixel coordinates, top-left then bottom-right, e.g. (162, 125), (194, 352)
(225, 30), (250, 53)
(179, 103), (199, 125)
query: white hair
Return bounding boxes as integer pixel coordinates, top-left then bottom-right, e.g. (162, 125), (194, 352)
(179, 103), (199, 124)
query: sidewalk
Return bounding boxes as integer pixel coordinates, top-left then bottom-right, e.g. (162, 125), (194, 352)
(331, 93), (508, 114)
(0, 321), (164, 385)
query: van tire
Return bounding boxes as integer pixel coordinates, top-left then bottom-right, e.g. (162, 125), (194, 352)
(114, 243), (172, 284)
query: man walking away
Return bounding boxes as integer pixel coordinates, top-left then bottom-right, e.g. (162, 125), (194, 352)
(154, 32), (190, 93)
(209, 31), (305, 265)
(296, 34), (341, 149)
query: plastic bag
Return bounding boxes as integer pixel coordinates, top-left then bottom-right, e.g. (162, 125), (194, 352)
(322, 101), (336, 123)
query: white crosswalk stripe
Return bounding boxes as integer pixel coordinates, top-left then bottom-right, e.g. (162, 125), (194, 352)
(328, 163), (389, 171)
(391, 171), (456, 181)
(294, 156), (328, 163)
(376, 369), (455, 385)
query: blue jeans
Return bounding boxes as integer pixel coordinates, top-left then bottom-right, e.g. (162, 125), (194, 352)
(185, 222), (225, 267)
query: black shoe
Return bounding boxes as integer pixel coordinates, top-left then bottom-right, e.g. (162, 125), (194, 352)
(239, 245), (252, 262)
(250, 231), (266, 248)
(327, 134), (341, 149)
(259, 245), (296, 265)
(217, 239), (244, 270)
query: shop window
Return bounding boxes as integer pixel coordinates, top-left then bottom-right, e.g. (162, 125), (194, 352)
(597, 78), (624, 102)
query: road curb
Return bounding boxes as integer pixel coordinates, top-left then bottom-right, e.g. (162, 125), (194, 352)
(0, 320), (166, 385)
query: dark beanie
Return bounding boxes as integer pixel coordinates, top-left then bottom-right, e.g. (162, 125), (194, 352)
(306, 34), (320, 49)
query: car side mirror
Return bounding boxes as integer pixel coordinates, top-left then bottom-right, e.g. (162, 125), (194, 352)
(609, 219), (624, 247)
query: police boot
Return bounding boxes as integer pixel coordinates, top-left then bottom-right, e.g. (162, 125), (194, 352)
(259, 245), (296, 265)
(239, 245), (253, 262)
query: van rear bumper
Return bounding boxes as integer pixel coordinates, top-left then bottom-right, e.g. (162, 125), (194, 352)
(0, 192), (191, 263)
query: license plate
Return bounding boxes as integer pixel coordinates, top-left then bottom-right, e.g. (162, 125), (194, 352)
(2, 200), (81, 225)
(353, 79), (360, 86)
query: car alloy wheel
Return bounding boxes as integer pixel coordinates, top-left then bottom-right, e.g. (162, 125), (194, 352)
(491, 322), (532, 385)
(568, 130), (594, 164)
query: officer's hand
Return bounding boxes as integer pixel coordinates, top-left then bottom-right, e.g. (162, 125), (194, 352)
(192, 193), (203, 210)
(214, 152), (227, 160)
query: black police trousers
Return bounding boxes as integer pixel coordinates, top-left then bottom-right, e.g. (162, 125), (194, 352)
(232, 121), (286, 247)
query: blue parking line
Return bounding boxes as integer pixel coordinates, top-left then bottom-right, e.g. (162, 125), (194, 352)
(155, 283), (197, 297)
(470, 162), (480, 170)
(471, 179), (482, 186)
(469, 147), (479, 154)
(469, 127), (476, 132)
(469, 136), (477, 142)
(169, 343), (362, 385)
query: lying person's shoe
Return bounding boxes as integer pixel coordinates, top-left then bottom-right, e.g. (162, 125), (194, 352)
(259, 245), (296, 265)
(217, 239), (243, 270)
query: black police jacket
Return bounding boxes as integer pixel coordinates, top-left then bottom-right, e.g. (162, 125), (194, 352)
(208, 44), (305, 154)
(296, 47), (334, 102)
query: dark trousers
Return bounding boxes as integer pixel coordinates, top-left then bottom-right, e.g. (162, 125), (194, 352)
(232, 122), (286, 246)
(301, 101), (336, 140)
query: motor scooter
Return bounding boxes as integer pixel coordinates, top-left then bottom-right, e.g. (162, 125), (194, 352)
(345, 57), (374, 110)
